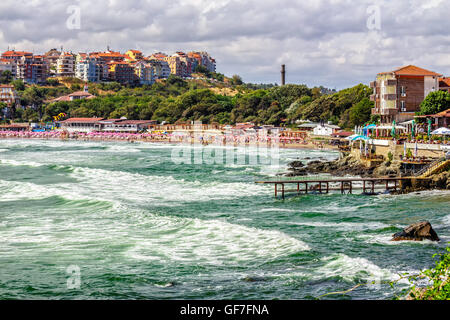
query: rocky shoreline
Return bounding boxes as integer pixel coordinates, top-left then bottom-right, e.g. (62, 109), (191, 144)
(283, 154), (450, 191)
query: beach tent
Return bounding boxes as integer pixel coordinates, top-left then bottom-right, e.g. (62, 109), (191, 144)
(350, 135), (370, 141)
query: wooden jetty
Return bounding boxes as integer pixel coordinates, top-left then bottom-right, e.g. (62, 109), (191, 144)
(255, 177), (426, 199)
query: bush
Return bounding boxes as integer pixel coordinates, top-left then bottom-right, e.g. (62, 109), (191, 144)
(397, 247), (450, 300)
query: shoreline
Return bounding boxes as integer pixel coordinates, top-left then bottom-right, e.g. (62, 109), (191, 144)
(0, 135), (339, 152)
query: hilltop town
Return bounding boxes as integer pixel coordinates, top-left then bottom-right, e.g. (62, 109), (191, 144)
(0, 48), (216, 85)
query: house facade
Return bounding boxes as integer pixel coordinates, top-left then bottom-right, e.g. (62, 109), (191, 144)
(370, 65), (442, 124)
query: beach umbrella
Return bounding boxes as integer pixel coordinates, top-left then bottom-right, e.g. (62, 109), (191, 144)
(411, 120), (415, 138)
(391, 120), (396, 138)
(414, 141), (418, 158)
(431, 127), (450, 135)
(403, 142), (406, 158)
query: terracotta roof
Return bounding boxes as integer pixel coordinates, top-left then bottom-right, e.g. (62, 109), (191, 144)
(2, 50), (33, 57)
(439, 77), (450, 88)
(331, 131), (353, 137)
(379, 65), (442, 77)
(433, 108), (450, 117)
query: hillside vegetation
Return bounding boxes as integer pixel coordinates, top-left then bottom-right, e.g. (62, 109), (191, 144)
(6, 75), (374, 129)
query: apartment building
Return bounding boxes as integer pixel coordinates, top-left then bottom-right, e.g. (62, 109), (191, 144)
(56, 52), (75, 77)
(108, 61), (135, 84)
(44, 48), (61, 75)
(75, 54), (100, 82)
(134, 61), (154, 85)
(370, 65), (442, 123)
(125, 50), (144, 62)
(0, 84), (18, 119)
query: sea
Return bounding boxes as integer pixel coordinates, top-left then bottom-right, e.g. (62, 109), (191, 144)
(0, 138), (448, 299)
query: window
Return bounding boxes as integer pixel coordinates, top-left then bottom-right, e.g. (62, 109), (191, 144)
(400, 101), (406, 112)
(400, 86), (406, 97)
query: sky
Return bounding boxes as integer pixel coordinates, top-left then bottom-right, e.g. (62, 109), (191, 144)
(1, 0), (450, 89)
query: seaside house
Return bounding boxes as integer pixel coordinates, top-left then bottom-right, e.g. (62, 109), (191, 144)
(48, 85), (96, 103)
(312, 123), (341, 136)
(59, 117), (105, 132)
(370, 65), (442, 124)
(99, 119), (157, 132)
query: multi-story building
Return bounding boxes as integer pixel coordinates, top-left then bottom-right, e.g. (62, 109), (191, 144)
(188, 51), (216, 73)
(1, 50), (33, 78)
(134, 61), (154, 85)
(75, 54), (100, 82)
(44, 48), (61, 75)
(148, 54), (171, 79)
(0, 59), (14, 77)
(164, 55), (185, 77)
(13, 54), (48, 84)
(370, 65), (442, 123)
(30, 55), (48, 84)
(107, 61), (135, 84)
(0, 84), (19, 118)
(56, 52), (75, 77)
(173, 52), (196, 77)
(125, 50), (144, 62)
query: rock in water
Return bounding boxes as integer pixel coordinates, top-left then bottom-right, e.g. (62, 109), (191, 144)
(392, 221), (440, 241)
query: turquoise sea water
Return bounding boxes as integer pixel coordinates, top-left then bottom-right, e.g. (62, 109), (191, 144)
(0, 139), (448, 300)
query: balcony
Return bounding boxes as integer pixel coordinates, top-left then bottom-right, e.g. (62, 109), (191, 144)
(386, 79), (397, 86)
(379, 108), (398, 116)
(370, 94), (378, 102)
(369, 81), (377, 88)
(382, 94), (397, 101)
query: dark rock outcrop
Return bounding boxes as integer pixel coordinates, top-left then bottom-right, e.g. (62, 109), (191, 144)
(286, 155), (374, 177)
(391, 221), (440, 242)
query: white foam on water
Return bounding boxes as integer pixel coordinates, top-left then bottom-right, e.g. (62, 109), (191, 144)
(314, 253), (397, 283)
(289, 221), (391, 231)
(356, 233), (445, 246)
(68, 166), (271, 203)
(0, 158), (43, 168)
(126, 215), (309, 266)
(442, 215), (450, 226)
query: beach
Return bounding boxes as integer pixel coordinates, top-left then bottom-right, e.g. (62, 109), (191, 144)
(0, 130), (339, 152)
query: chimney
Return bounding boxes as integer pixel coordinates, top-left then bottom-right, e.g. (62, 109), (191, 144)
(281, 64), (286, 86)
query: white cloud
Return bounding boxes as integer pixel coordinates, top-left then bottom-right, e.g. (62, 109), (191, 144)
(0, 0), (449, 89)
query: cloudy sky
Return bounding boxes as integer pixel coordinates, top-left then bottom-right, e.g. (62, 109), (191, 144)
(1, 0), (449, 89)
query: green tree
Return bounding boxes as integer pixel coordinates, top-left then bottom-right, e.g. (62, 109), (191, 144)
(0, 70), (13, 84)
(418, 91), (450, 115)
(21, 86), (47, 120)
(349, 97), (373, 127)
(11, 79), (25, 91)
(231, 75), (243, 86)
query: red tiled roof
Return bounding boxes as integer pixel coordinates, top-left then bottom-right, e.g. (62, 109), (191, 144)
(331, 131), (353, 137)
(379, 65), (442, 77)
(439, 77), (450, 88)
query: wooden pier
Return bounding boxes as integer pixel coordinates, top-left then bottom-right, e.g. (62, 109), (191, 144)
(255, 177), (421, 199)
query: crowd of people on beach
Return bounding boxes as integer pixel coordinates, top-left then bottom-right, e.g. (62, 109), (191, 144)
(0, 129), (335, 150)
